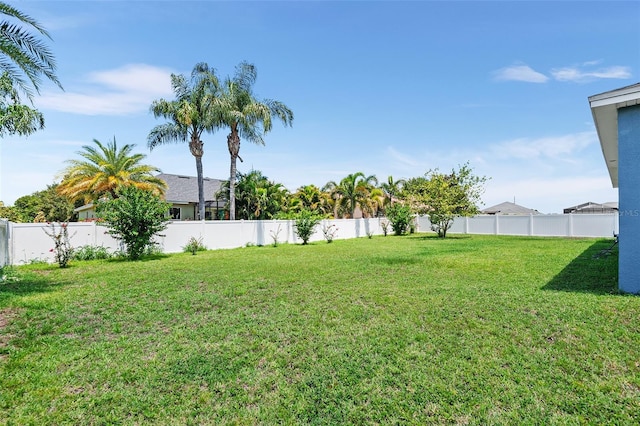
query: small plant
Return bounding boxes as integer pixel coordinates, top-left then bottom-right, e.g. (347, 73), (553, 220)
(72, 245), (113, 261)
(43, 222), (75, 268)
(367, 230), (374, 239)
(380, 219), (390, 237)
(294, 210), (322, 245)
(270, 224), (282, 247)
(0, 266), (20, 283)
(322, 222), (338, 243)
(183, 236), (206, 255)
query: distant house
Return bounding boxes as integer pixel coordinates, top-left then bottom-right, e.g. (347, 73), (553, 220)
(481, 201), (540, 215)
(75, 173), (227, 221)
(563, 201), (618, 214)
(589, 82), (638, 293)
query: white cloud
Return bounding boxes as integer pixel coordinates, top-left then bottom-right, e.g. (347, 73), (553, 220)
(489, 132), (596, 160)
(551, 65), (631, 83)
(492, 64), (549, 83)
(36, 64), (175, 116)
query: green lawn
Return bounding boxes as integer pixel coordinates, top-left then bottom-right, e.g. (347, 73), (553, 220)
(1, 234), (637, 424)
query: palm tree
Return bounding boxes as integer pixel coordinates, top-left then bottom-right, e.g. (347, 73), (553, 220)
(323, 172), (378, 218)
(0, 1), (62, 98)
(234, 169), (289, 220)
(57, 138), (166, 203)
(218, 61), (293, 220)
(148, 63), (220, 220)
(289, 184), (333, 216)
(380, 175), (406, 207)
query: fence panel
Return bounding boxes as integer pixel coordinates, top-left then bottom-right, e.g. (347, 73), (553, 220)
(0, 220), (8, 267)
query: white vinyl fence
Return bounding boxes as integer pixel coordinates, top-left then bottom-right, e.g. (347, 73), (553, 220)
(0, 213), (619, 266)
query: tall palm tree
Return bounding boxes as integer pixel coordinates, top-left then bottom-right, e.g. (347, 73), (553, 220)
(148, 63), (220, 220)
(218, 61), (293, 220)
(57, 138), (166, 203)
(0, 1), (62, 98)
(323, 172), (378, 218)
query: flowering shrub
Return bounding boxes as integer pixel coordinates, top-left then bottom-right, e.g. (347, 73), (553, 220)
(293, 210), (322, 245)
(322, 223), (338, 243)
(43, 222), (75, 268)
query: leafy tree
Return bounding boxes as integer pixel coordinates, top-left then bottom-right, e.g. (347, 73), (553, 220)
(403, 163), (487, 238)
(11, 183), (75, 222)
(293, 209), (322, 245)
(0, 200), (19, 221)
(289, 184), (333, 217)
(148, 63), (220, 220)
(58, 138), (166, 203)
(323, 172), (378, 218)
(218, 61), (293, 220)
(96, 186), (170, 260)
(384, 203), (413, 235)
(0, 2), (62, 136)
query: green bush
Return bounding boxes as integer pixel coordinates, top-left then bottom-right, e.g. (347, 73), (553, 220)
(72, 245), (113, 261)
(293, 210), (322, 245)
(385, 204), (413, 235)
(96, 186), (170, 260)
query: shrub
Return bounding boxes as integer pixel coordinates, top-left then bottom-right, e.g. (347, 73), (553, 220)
(380, 219), (390, 237)
(294, 210), (322, 245)
(72, 245), (113, 261)
(96, 186), (170, 260)
(385, 204), (413, 235)
(322, 222), (338, 243)
(43, 222), (74, 267)
(183, 236), (207, 255)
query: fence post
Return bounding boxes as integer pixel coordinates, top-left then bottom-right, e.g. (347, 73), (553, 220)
(529, 214), (534, 236)
(568, 214), (574, 237)
(495, 215), (499, 235)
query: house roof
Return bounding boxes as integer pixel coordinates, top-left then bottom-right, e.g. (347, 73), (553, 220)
(156, 173), (225, 204)
(563, 201), (619, 214)
(481, 201), (540, 215)
(589, 82), (640, 188)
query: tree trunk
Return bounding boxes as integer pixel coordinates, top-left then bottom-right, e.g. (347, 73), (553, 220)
(189, 136), (205, 220)
(227, 130), (241, 221)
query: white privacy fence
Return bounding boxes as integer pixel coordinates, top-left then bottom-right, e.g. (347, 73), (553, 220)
(417, 213), (619, 238)
(0, 213), (619, 266)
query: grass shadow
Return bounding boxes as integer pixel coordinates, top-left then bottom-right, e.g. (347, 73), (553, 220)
(542, 239), (619, 295)
(0, 266), (70, 304)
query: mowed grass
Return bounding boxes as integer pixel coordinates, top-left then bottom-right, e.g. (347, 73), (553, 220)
(0, 234), (637, 424)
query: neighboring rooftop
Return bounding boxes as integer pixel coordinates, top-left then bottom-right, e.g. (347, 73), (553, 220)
(563, 201), (618, 214)
(156, 173), (225, 204)
(481, 201), (540, 215)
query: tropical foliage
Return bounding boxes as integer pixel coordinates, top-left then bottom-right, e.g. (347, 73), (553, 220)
(0, 2), (62, 136)
(289, 184), (333, 217)
(384, 203), (413, 235)
(57, 138), (166, 203)
(323, 172), (379, 218)
(293, 209), (322, 245)
(217, 61), (293, 220)
(148, 63), (220, 220)
(96, 185), (170, 260)
(233, 170), (289, 220)
(10, 183), (75, 222)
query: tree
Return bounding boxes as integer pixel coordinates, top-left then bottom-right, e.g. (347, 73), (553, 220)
(403, 163), (487, 238)
(323, 172), (378, 218)
(148, 63), (220, 220)
(57, 138), (166, 203)
(218, 61), (293, 220)
(0, 2), (62, 136)
(380, 175), (406, 208)
(96, 185), (170, 260)
(13, 183), (75, 222)
(289, 184), (333, 217)
(0, 72), (42, 136)
(234, 169), (289, 220)
(385, 203), (413, 235)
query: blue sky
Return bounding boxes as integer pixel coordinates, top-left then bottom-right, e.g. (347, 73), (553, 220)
(1, 0), (638, 213)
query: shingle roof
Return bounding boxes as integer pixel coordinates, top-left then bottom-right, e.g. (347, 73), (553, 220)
(481, 201), (540, 215)
(156, 173), (225, 203)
